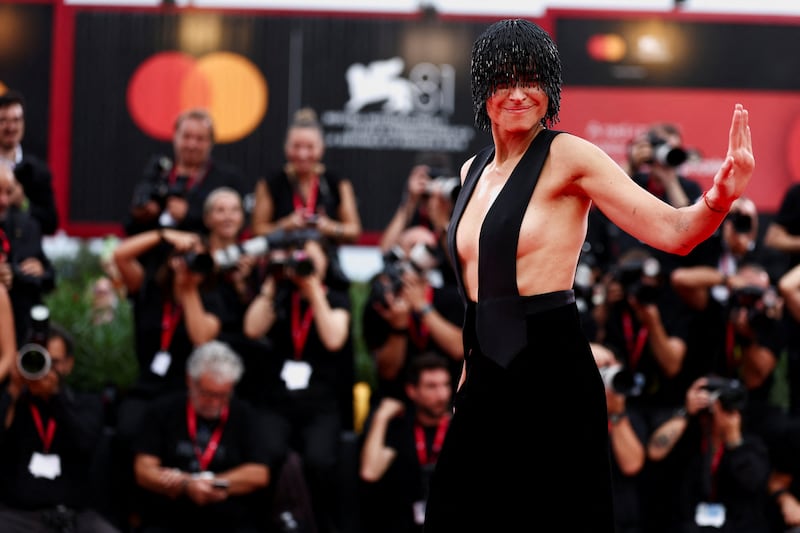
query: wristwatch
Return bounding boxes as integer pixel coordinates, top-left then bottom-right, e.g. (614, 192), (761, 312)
(608, 412), (627, 425)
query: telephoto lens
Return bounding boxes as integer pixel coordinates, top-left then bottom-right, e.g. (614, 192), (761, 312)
(17, 305), (52, 380)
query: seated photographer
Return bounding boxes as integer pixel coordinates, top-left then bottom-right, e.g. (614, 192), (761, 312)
(132, 340), (275, 533)
(0, 317), (119, 533)
(242, 235), (353, 533)
(647, 375), (771, 533)
(362, 225), (464, 404)
(591, 342), (649, 533)
(123, 108), (248, 237)
(359, 352), (452, 533)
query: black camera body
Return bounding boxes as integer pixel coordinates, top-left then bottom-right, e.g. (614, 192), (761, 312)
(17, 305), (52, 380)
(702, 376), (747, 412)
(728, 211), (754, 234)
(729, 284), (779, 331)
(614, 257), (662, 305)
(268, 249), (315, 278)
(132, 156), (190, 209)
(370, 243), (439, 306)
(647, 133), (688, 168)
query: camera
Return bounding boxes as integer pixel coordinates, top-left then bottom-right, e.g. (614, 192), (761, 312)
(132, 156), (192, 210)
(268, 249), (315, 278)
(729, 284), (779, 331)
(728, 211), (754, 234)
(702, 376), (747, 412)
(647, 133), (688, 168)
(213, 228), (321, 270)
(598, 364), (645, 396)
(614, 257), (662, 305)
(424, 176), (461, 203)
(369, 243), (440, 306)
(17, 305), (52, 380)
(181, 250), (215, 275)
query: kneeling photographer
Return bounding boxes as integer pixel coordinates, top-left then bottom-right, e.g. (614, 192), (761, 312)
(646, 375), (771, 532)
(0, 307), (119, 532)
(363, 225), (464, 405)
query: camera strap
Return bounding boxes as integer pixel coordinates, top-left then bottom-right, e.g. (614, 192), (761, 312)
(29, 405), (56, 453)
(409, 286), (434, 349)
(186, 400), (228, 471)
(292, 175), (319, 218)
(160, 300), (183, 352)
(291, 292), (315, 360)
(622, 312), (648, 370)
(414, 416), (449, 466)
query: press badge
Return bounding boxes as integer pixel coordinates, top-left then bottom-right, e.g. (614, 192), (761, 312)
(413, 500), (426, 525)
(29, 452), (61, 479)
(695, 502), (726, 528)
(281, 360), (312, 390)
(150, 351), (172, 376)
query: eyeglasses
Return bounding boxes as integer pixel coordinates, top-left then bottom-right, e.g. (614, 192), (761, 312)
(0, 116), (23, 126)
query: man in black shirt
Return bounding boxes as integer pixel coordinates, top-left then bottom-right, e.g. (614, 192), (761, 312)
(0, 319), (118, 532)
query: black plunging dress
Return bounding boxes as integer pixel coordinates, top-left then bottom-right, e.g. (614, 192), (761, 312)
(423, 130), (616, 532)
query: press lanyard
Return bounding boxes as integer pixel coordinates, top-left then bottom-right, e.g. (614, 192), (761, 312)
(292, 175), (319, 218)
(622, 312), (648, 370)
(725, 322), (738, 370)
(186, 400), (228, 471)
(292, 292), (315, 360)
(414, 416), (449, 465)
(161, 300), (183, 351)
(702, 435), (726, 501)
(409, 286), (433, 349)
(29, 405), (56, 453)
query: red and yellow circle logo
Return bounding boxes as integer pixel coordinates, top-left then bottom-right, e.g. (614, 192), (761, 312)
(126, 51), (268, 143)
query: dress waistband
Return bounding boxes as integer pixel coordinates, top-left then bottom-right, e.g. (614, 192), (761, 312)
(464, 289), (576, 369)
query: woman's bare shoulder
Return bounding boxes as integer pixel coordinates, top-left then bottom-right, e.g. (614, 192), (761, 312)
(550, 131), (621, 172)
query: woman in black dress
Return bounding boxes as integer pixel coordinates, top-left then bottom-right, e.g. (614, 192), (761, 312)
(423, 18), (754, 532)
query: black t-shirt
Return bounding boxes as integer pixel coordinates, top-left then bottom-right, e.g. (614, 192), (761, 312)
(132, 391), (274, 532)
(0, 388), (104, 510)
(360, 410), (442, 533)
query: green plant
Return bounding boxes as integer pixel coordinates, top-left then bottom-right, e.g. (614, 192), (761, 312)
(44, 242), (138, 393)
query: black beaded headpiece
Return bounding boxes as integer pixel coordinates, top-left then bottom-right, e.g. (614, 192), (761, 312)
(471, 18), (562, 132)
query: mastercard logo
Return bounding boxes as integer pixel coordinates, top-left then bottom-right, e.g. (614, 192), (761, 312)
(587, 33), (627, 62)
(126, 51), (268, 143)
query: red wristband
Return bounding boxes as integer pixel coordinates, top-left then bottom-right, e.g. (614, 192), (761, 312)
(702, 191), (728, 213)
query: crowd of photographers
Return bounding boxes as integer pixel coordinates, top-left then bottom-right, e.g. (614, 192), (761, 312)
(7, 92), (800, 533)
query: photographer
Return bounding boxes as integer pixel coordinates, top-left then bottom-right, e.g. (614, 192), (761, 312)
(647, 375), (770, 532)
(362, 225), (464, 404)
(0, 165), (56, 346)
(603, 248), (692, 417)
(0, 319), (119, 532)
(132, 341), (275, 533)
(591, 342), (648, 533)
(600, 123), (702, 275)
(124, 108), (248, 237)
(242, 235), (353, 533)
(359, 353), (452, 533)
(378, 154), (459, 287)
